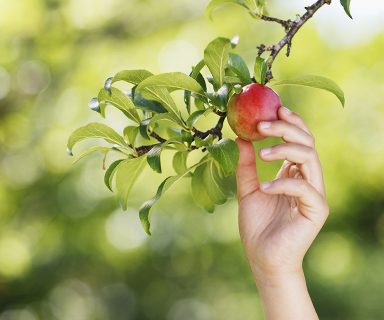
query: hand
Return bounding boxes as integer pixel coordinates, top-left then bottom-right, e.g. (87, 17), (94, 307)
(236, 106), (329, 281)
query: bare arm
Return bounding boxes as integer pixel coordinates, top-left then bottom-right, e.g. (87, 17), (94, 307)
(236, 106), (329, 319)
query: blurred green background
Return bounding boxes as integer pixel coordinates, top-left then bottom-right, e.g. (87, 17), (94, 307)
(1, 0), (384, 319)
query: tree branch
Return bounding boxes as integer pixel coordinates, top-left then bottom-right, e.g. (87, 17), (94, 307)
(149, 131), (166, 143)
(257, 0), (332, 81)
(133, 113), (227, 157)
(132, 130), (166, 157)
(192, 111), (226, 141)
(136, 145), (156, 157)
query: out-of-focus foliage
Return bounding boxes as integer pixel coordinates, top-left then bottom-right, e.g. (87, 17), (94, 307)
(0, 0), (383, 319)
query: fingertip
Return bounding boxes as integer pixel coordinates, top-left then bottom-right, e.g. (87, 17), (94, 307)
(257, 121), (272, 133)
(259, 147), (272, 159)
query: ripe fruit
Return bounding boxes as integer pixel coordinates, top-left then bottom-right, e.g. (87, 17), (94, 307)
(227, 83), (282, 141)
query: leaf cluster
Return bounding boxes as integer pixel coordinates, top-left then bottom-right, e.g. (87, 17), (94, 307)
(68, 37), (249, 234)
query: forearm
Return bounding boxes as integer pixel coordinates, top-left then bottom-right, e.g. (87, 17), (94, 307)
(254, 269), (318, 320)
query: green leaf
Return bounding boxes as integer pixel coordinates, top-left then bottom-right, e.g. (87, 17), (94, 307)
(185, 74), (208, 114)
(98, 87), (141, 123)
(228, 53), (252, 85)
(149, 113), (185, 129)
(173, 151), (189, 175)
(194, 97), (206, 111)
(204, 160), (227, 205)
(136, 85), (182, 124)
(133, 91), (168, 113)
(186, 110), (206, 128)
(181, 130), (193, 144)
(254, 56), (268, 85)
(195, 135), (214, 148)
(139, 120), (150, 140)
(147, 144), (162, 174)
(111, 69), (153, 85)
(204, 37), (232, 89)
(208, 84), (229, 111)
(195, 73), (207, 92)
(67, 123), (128, 156)
(191, 60), (206, 79)
(115, 156), (147, 210)
(139, 177), (172, 235)
(138, 72), (205, 96)
(272, 75), (345, 107)
(104, 159), (124, 191)
(220, 172), (237, 198)
(185, 60), (208, 114)
(223, 75), (242, 84)
(206, 0), (250, 20)
(139, 160), (207, 235)
(191, 162), (215, 213)
(340, 0), (352, 19)
(123, 126), (139, 146)
(256, 0), (266, 13)
(72, 146), (112, 164)
(206, 138), (240, 176)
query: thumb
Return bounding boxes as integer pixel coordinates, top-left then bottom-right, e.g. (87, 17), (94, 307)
(236, 138), (260, 200)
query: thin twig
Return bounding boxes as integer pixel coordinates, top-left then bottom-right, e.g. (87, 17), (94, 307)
(259, 15), (294, 32)
(133, 113), (227, 157)
(192, 113), (226, 141)
(257, 0), (332, 81)
(150, 131), (166, 143)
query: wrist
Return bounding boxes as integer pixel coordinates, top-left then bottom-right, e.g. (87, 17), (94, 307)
(251, 264), (305, 289)
(254, 268), (305, 290)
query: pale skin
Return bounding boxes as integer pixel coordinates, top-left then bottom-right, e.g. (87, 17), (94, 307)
(236, 106), (329, 320)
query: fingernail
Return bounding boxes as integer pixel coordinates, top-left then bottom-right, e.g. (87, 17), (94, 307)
(259, 121), (271, 129)
(260, 181), (272, 189)
(282, 106), (292, 114)
(260, 147), (272, 156)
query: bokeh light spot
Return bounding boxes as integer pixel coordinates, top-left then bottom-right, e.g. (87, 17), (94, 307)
(308, 232), (359, 281)
(158, 40), (200, 73)
(0, 66), (11, 99)
(0, 309), (37, 320)
(16, 60), (50, 95)
(49, 279), (95, 320)
(0, 234), (31, 278)
(167, 298), (213, 320)
(105, 209), (147, 251)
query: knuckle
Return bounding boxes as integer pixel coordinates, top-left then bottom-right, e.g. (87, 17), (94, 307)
(290, 111), (301, 119)
(273, 144), (285, 155)
(308, 135), (315, 147)
(306, 147), (318, 161)
(292, 111), (309, 126)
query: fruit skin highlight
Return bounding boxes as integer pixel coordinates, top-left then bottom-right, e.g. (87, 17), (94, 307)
(227, 83), (282, 141)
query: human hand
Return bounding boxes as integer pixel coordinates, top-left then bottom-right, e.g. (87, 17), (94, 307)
(236, 106), (329, 282)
